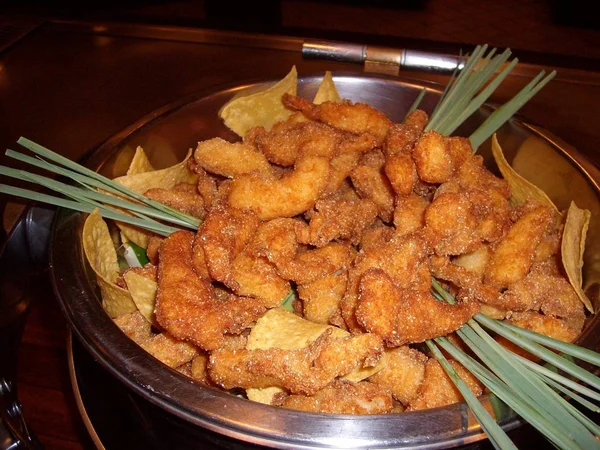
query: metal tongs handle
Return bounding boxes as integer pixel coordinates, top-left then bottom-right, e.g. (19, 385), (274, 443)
(302, 39), (464, 76)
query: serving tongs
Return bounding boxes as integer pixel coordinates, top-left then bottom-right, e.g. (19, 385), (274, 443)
(302, 39), (465, 76)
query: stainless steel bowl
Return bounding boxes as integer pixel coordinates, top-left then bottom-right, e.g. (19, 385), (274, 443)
(50, 74), (600, 449)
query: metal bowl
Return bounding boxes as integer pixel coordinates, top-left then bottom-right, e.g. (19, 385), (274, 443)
(50, 74), (600, 449)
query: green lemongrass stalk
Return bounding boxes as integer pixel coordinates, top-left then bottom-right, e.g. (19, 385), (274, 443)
(465, 320), (598, 448)
(0, 165), (196, 229)
(476, 313), (600, 390)
(406, 88), (427, 116)
(0, 184), (178, 236)
(425, 340), (518, 450)
(438, 57), (519, 136)
(436, 335), (594, 450)
(535, 371), (600, 417)
(469, 70), (556, 148)
(434, 49), (511, 135)
(15, 138), (201, 228)
(512, 354), (600, 403)
(498, 320), (600, 367)
(426, 44), (488, 131)
(429, 51), (463, 120)
(280, 289), (296, 312)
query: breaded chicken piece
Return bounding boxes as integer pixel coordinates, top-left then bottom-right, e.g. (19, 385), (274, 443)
(350, 164), (395, 222)
(368, 346), (428, 405)
(194, 137), (272, 178)
(355, 269), (479, 346)
(197, 205), (261, 287)
(155, 231), (266, 350)
(485, 205), (555, 289)
(283, 94), (393, 146)
(114, 310), (199, 368)
(146, 236), (163, 265)
(412, 131), (472, 184)
(298, 272), (348, 325)
(407, 359), (483, 411)
(208, 330), (384, 396)
(341, 233), (431, 333)
(275, 380), (394, 414)
(140, 333), (199, 368)
(385, 153), (418, 196)
(303, 197), (379, 247)
(228, 155), (331, 220)
(144, 182), (207, 219)
(384, 110), (429, 158)
(393, 193), (429, 237)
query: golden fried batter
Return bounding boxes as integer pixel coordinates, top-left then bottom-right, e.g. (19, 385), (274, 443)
(407, 359), (483, 411)
(393, 193), (429, 237)
(384, 110), (428, 158)
(140, 333), (199, 368)
(228, 155), (330, 220)
(114, 310), (152, 344)
(283, 94), (393, 145)
(298, 272), (347, 325)
(355, 269), (478, 345)
(413, 132), (472, 184)
(484, 205), (555, 289)
(144, 182), (207, 219)
(368, 346), (428, 405)
(194, 137), (272, 178)
(506, 311), (581, 343)
(208, 330), (384, 395)
(155, 231), (266, 350)
(276, 380), (394, 414)
(350, 164), (395, 222)
(303, 197), (379, 247)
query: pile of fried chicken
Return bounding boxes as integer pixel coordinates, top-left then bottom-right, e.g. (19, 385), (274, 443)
(115, 94), (584, 415)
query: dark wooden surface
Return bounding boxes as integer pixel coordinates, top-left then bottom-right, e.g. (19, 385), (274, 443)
(3, 3), (600, 448)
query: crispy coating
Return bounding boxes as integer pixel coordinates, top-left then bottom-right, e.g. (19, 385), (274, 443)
(453, 246), (492, 280)
(283, 94), (393, 145)
(322, 152), (361, 196)
(140, 333), (199, 368)
(144, 183), (207, 219)
(355, 269), (478, 345)
(393, 193), (429, 237)
(385, 154), (418, 196)
(146, 236), (163, 265)
(198, 205), (261, 287)
(276, 380), (394, 414)
(123, 263), (157, 281)
(194, 137), (272, 178)
(368, 346), (428, 405)
(208, 330), (384, 395)
(191, 166), (219, 209)
(413, 132), (472, 184)
(304, 197), (379, 247)
(384, 110), (428, 158)
(407, 359), (483, 411)
(114, 310), (199, 368)
(155, 231), (266, 350)
(484, 205), (555, 289)
(341, 233), (430, 332)
(298, 272), (348, 325)
(350, 164), (395, 222)
(228, 155), (330, 220)
(190, 353), (213, 386)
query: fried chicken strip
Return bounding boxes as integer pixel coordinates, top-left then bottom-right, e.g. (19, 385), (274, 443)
(208, 330), (384, 396)
(155, 231), (266, 350)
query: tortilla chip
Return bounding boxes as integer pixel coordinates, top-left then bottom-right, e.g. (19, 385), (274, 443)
(219, 66), (297, 137)
(82, 210), (136, 318)
(491, 135), (559, 214)
(246, 308), (384, 404)
(562, 202), (593, 312)
(127, 146), (154, 175)
(112, 149), (198, 248)
(123, 271), (158, 326)
(313, 71), (342, 104)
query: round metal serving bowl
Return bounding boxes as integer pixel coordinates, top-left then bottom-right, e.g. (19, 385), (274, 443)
(50, 74), (600, 449)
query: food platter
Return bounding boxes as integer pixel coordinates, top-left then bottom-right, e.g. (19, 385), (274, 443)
(50, 73), (600, 449)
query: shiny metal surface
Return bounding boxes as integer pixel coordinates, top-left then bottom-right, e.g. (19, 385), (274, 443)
(49, 74), (600, 449)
